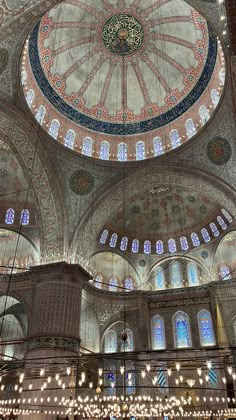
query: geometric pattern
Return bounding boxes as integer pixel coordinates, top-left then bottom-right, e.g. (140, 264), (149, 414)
(69, 170), (94, 195)
(207, 138), (232, 166)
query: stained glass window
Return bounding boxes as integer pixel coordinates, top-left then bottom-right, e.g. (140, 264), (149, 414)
(144, 240), (151, 254)
(100, 229), (108, 244)
(199, 105), (210, 124)
(124, 277), (133, 291)
(21, 209), (29, 226)
(220, 265), (231, 280)
(198, 309), (215, 346)
(191, 232), (200, 247)
(185, 119), (196, 139)
(125, 361), (136, 395)
(118, 143), (127, 161)
(174, 311), (191, 348)
(180, 236), (189, 251)
(35, 105), (46, 125)
(121, 329), (134, 351)
(217, 216), (227, 230)
(5, 208), (15, 225)
(104, 330), (117, 353)
(210, 222), (219, 237)
(151, 315), (166, 350)
(95, 274), (103, 289)
(82, 137), (92, 157)
(131, 239), (139, 253)
(157, 367), (168, 393)
(221, 209), (233, 223)
(64, 129), (75, 149)
(26, 89), (35, 108)
(153, 137), (163, 156)
(187, 262), (199, 286)
(136, 141), (145, 160)
(100, 141), (110, 160)
(109, 233), (118, 248)
(170, 129), (181, 149)
(104, 370), (116, 395)
(48, 119), (60, 140)
(156, 240), (164, 255)
(120, 236), (128, 251)
(211, 89), (220, 108)
(109, 277), (118, 292)
(170, 261), (182, 288)
(168, 238), (176, 253)
(201, 228), (211, 243)
(155, 268), (165, 290)
(219, 68), (225, 85)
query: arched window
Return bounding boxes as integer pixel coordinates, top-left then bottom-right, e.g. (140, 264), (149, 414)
(136, 141), (145, 160)
(173, 311), (191, 348)
(187, 262), (199, 286)
(118, 143), (127, 161)
(109, 277), (118, 292)
(48, 119), (60, 140)
(104, 330), (117, 353)
(198, 310), (215, 346)
(211, 89), (220, 108)
(21, 69), (27, 85)
(104, 368), (116, 396)
(131, 239), (139, 253)
(124, 277), (133, 291)
(21, 209), (29, 226)
(121, 328), (134, 351)
(100, 141), (110, 160)
(8, 258), (18, 274)
(120, 236), (128, 251)
(26, 89), (35, 108)
(5, 208), (15, 225)
(35, 105), (46, 125)
(220, 265), (231, 280)
(185, 119), (196, 139)
(95, 274), (103, 289)
(156, 240), (164, 255)
(82, 137), (92, 157)
(155, 267), (165, 290)
(180, 236), (189, 251)
(217, 216), (227, 231)
(109, 233), (118, 248)
(100, 229), (108, 244)
(144, 240), (151, 255)
(170, 261), (182, 288)
(151, 315), (166, 350)
(199, 105), (210, 124)
(168, 238), (176, 253)
(201, 228), (211, 243)
(191, 232), (200, 247)
(210, 222), (219, 237)
(153, 137), (163, 156)
(64, 129), (75, 149)
(125, 361), (136, 395)
(221, 209), (233, 223)
(219, 68), (225, 85)
(170, 129), (180, 149)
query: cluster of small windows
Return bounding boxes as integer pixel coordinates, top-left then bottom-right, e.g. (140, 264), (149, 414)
(94, 274), (135, 292)
(219, 265), (231, 281)
(152, 310), (215, 350)
(104, 328), (134, 353)
(152, 261), (200, 291)
(99, 210), (232, 254)
(4, 209), (30, 226)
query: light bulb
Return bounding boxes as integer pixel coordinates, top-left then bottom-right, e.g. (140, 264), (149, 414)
(66, 367), (71, 376)
(40, 368), (45, 377)
(89, 382), (93, 389)
(47, 376), (51, 383)
(197, 368), (202, 376)
(205, 375), (209, 382)
(222, 377), (226, 384)
(120, 366), (125, 374)
(199, 378), (203, 385)
(228, 367), (233, 375)
(55, 374), (59, 381)
(167, 369), (172, 377)
(179, 376), (183, 383)
(141, 370), (146, 378)
(176, 363), (180, 371)
(29, 383), (32, 390)
(207, 361), (212, 370)
(98, 368), (103, 376)
(146, 363), (151, 372)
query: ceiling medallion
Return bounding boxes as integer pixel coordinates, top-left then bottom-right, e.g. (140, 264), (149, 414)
(70, 170), (94, 195)
(207, 138), (232, 166)
(102, 14), (144, 56)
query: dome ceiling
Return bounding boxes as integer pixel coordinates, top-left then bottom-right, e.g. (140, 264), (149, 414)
(22, 0), (225, 160)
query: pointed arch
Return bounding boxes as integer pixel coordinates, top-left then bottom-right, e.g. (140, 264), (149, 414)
(220, 265), (231, 280)
(121, 328), (134, 351)
(120, 236), (128, 251)
(109, 233), (118, 248)
(201, 228), (211, 243)
(151, 315), (166, 350)
(221, 209), (233, 223)
(199, 105), (210, 124)
(144, 240), (151, 254)
(100, 229), (108, 244)
(173, 311), (191, 348)
(180, 236), (189, 251)
(155, 267), (165, 290)
(21, 209), (30, 226)
(124, 277), (133, 291)
(170, 261), (182, 288)
(153, 137), (163, 156)
(131, 239), (139, 253)
(156, 240), (164, 255)
(191, 232), (200, 247)
(170, 129), (180, 149)
(168, 238), (176, 253)
(187, 262), (199, 286)
(104, 330), (117, 353)
(35, 105), (46, 125)
(118, 143), (127, 161)
(217, 215), (227, 231)
(5, 208), (15, 225)
(109, 277), (118, 292)
(210, 222), (219, 237)
(185, 118), (196, 139)
(26, 89), (35, 108)
(198, 309), (216, 346)
(211, 89), (220, 108)
(136, 141), (145, 160)
(100, 141), (110, 160)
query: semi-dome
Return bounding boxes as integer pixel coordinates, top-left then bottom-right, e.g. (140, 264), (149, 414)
(22, 0), (225, 161)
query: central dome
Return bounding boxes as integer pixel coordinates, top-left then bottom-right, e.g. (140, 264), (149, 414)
(22, 0), (225, 161)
